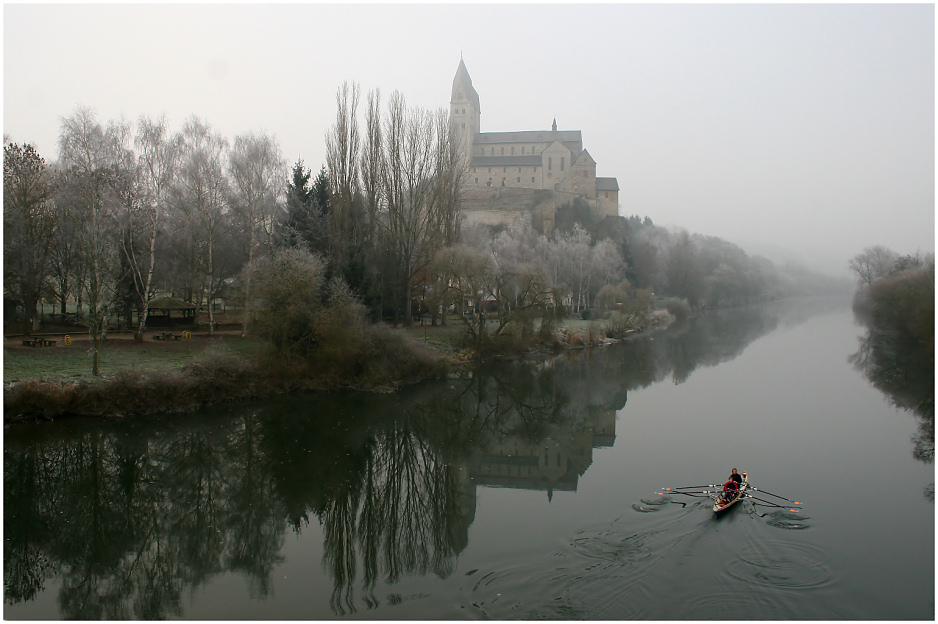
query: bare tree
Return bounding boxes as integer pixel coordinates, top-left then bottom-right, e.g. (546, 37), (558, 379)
(325, 82), (361, 260)
(228, 131), (285, 336)
(377, 93), (465, 325)
(58, 107), (130, 375)
(3, 143), (56, 334)
(431, 108), (465, 248)
(175, 117), (230, 337)
(359, 89), (383, 251)
(849, 245), (900, 286)
(125, 115), (181, 341)
(48, 173), (83, 316)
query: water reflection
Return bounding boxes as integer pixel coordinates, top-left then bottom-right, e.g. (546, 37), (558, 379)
(4, 301), (831, 617)
(850, 317), (935, 498)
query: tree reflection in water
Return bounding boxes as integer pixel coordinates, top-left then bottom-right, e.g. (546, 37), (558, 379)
(851, 322), (935, 497)
(5, 302), (821, 616)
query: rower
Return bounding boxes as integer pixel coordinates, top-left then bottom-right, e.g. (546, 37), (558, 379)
(723, 478), (738, 502)
(729, 468), (743, 487)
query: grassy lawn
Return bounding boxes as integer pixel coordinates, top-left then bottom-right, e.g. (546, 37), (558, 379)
(5, 318), (614, 384)
(4, 335), (270, 383)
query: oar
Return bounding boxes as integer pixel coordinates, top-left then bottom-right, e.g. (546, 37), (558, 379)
(658, 485), (721, 492)
(746, 494), (801, 512)
(749, 487), (801, 505)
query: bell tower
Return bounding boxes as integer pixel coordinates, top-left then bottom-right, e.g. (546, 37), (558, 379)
(451, 58), (480, 167)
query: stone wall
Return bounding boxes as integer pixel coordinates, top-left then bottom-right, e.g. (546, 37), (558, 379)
(461, 187), (613, 234)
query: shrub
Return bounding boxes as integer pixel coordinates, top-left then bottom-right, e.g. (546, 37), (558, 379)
(248, 248), (327, 357)
(868, 265), (934, 349)
(666, 298), (692, 321)
(359, 324), (449, 388)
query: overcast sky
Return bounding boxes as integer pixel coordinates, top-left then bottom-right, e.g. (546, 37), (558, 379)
(4, 3), (934, 276)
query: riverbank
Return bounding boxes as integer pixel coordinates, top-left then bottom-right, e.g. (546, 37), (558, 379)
(3, 314), (674, 424)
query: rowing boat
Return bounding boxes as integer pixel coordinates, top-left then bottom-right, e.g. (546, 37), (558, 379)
(655, 473), (801, 515)
(713, 472), (748, 514)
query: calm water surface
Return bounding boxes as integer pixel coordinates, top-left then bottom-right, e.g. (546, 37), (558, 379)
(4, 297), (933, 619)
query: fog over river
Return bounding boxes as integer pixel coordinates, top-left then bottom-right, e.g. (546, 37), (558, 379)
(4, 296), (933, 619)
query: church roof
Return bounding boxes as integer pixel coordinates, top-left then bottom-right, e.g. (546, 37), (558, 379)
(596, 177), (619, 191)
(475, 130), (582, 145)
(452, 59), (480, 109)
(573, 149), (595, 165)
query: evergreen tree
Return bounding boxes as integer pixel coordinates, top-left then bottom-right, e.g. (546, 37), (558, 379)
(283, 161), (332, 255)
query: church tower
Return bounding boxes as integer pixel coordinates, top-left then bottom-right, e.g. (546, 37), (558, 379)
(451, 58), (480, 167)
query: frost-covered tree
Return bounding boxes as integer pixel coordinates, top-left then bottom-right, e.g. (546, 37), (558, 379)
(3, 142), (56, 333)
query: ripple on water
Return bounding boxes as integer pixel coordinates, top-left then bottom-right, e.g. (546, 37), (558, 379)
(727, 542), (831, 589)
(631, 503), (660, 512)
(691, 590), (789, 618)
(764, 510), (810, 530)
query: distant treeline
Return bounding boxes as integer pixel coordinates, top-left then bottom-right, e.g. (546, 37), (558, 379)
(849, 245), (935, 351)
(849, 246), (934, 470)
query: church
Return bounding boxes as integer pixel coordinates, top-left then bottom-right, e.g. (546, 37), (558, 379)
(450, 59), (620, 228)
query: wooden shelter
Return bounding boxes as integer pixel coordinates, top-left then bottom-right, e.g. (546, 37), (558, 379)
(145, 297), (197, 328)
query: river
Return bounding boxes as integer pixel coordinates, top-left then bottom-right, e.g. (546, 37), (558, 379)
(4, 296), (933, 620)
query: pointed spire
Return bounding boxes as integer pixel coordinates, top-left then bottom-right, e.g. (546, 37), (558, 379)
(551, 118), (558, 132)
(452, 58), (480, 109)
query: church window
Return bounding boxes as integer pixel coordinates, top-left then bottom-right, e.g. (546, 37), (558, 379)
(475, 178), (479, 184)
(501, 178), (506, 187)
(517, 177), (521, 183)
(548, 157), (552, 171)
(503, 167), (507, 173)
(532, 177), (536, 183)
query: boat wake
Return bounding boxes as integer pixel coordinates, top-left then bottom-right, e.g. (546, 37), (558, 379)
(459, 497), (833, 619)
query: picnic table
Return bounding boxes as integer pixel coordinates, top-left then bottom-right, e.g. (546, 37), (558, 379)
(20, 338), (56, 347)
